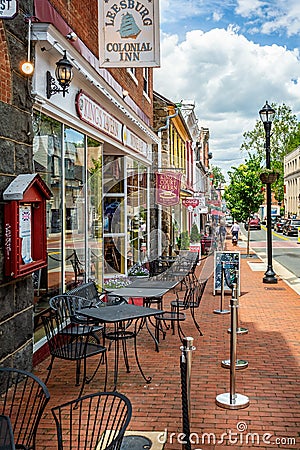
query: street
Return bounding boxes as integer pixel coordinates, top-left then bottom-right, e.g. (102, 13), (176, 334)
(240, 224), (300, 278)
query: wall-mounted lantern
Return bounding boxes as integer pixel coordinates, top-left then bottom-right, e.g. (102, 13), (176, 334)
(46, 50), (73, 99)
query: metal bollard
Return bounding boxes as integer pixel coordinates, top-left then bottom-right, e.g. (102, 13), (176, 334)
(227, 282), (248, 335)
(214, 261), (230, 314)
(216, 295), (249, 409)
(180, 337), (196, 421)
(222, 279), (248, 370)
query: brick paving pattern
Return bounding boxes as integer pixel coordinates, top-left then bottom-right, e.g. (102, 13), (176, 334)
(34, 238), (300, 449)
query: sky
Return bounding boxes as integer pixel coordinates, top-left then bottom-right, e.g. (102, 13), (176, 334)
(153, 0), (300, 179)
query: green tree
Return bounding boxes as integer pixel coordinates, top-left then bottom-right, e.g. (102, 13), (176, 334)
(190, 222), (200, 243)
(177, 231), (190, 250)
(286, 122), (300, 153)
(223, 156), (265, 254)
(211, 165), (226, 188)
(240, 103), (299, 205)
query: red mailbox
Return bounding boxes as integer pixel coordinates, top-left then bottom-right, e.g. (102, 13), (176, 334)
(3, 174), (52, 279)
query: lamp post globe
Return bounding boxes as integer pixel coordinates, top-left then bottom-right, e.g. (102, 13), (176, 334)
(259, 101), (277, 284)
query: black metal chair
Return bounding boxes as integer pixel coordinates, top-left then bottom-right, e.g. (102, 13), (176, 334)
(42, 311), (107, 398)
(0, 367), (50, 450)
(70, 251), (85, 285)
(67, 281), (106, 305)
(187, 279), (208, 336)
(155, 286), (194, 343)
(49, 294), (104, 343)
(51, 391), (132, 450)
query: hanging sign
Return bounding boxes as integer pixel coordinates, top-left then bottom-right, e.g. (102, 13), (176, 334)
(155, 172), (182, 206)
(98, 0), (160, 67)
(0, 0), (18, 18)
(182, 198), (200, 209)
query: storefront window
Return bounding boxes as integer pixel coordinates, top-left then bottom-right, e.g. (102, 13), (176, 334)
(33, 113), (103, 340)
(33, 113), (62, 299)
(127, 159), (148, 269)
(103, 156), (124, 193)
(87, 138), (103, 285)
(103, 156), (126, 275)
(64, 127), (85, 288)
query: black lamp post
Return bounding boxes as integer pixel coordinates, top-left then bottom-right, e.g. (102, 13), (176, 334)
(259, 101), (277, 284)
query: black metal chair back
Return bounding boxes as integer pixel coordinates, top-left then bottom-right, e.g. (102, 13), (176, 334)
(190, 279), (208, 308)
(70, 251), (85, 285)
(0, 367), (50, 450)
(42, 311), (107, 398)
(68, 281), (105, 305)
(50, 294), (97, 319)
(171, 285), (194, 311)
(188, 279), (208, 337)
(51, 391), (132, 450)
(49, 294), (103, 337)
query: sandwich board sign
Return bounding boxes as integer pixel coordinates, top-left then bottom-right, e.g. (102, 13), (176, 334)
(214, 251), (240, 295)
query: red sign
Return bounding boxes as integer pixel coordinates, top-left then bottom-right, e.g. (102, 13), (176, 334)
(189, 244), (201, 253)
(155, 172), (182, 206)
(182, 198), (200, 209)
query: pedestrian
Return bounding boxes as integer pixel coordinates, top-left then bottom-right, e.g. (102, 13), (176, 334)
(219, 223), (227, 248)
(230, 221), (240, 241)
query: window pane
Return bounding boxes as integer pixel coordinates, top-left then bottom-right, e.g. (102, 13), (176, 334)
(33, 113), (62, 295)
(64, 127), (85, 287)
(87, 137), (103, 284)
(127, 159), (148, 268)
(103, 156), (124, 193)
(33, 113), (62, 342)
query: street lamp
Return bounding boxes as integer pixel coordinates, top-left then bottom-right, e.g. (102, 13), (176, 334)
(259, 101), (277, 284)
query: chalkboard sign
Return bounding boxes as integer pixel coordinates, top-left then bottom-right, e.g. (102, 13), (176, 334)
(213, 251), (240, 295)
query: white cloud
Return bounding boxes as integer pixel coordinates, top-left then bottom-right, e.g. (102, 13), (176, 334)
(212, 11), (223, 22)
(261, 2), (300, 38)
(235, 0), (264, 17)
(160, 0), (300, 41)
(235, 0), (300, 37)
(154, 27), (300, 177)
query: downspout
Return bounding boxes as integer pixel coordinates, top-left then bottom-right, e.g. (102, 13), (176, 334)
(157, 106), (180, 256)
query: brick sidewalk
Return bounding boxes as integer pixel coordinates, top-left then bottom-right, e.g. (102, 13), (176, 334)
(35, 238), (300, 449)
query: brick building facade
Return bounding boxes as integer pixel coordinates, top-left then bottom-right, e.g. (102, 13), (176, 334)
(0, 0), (157, 367)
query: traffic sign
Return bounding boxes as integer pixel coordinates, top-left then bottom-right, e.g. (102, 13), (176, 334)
(0, 1), (18, 19)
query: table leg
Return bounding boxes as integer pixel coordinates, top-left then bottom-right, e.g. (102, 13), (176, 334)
(134, 319), (152, 384)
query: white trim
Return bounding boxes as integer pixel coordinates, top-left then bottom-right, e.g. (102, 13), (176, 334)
(126, 68), (138, 85)
(143, 91), (151, 103)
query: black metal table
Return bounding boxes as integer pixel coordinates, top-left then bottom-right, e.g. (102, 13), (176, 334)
(80, 304), (164, 389)
(0, 415), (15, 450)
(107, 287), (169, 302)
(128, 279), (180, 290)
(107, 287), (170, 350)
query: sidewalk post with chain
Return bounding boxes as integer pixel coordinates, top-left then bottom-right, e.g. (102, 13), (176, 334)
(216, 286), (249, 409)
(180, 336), (195, 449)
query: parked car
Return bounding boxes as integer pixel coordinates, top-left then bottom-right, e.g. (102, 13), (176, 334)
(245, 217), (261, 230)
(274, 218), (286, 233)
(271, 215), (281, 229)
(282, 219), (300, 236)
(225, 216), (233, 227)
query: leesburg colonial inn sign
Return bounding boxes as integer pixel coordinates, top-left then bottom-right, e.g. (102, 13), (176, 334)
(98, 0), (160, 67)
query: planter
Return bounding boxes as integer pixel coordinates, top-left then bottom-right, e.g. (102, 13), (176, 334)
(259, 172), (279, 184)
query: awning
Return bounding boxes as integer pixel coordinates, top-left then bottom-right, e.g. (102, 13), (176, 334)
(211, 209), (224, 216)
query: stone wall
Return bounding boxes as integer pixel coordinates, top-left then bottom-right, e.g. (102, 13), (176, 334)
(0, 1), (35, 370)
